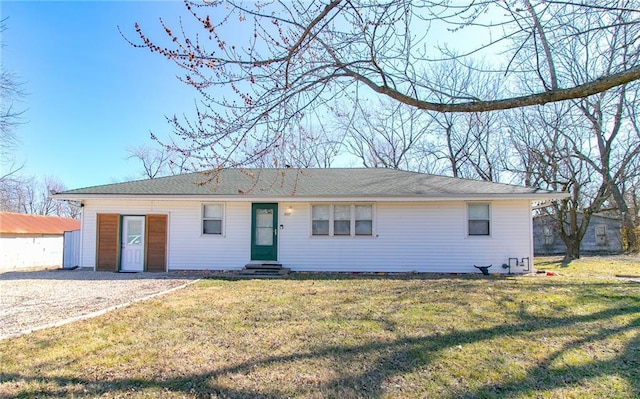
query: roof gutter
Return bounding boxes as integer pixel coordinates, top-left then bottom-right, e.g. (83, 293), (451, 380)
(53, 192), (570, 202)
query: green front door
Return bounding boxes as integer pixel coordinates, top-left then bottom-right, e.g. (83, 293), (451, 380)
(251, 203), (278, 261)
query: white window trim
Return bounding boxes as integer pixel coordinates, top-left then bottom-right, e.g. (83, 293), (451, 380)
(201, 203), (225, 237)
(543, 226), (554, 245)
(466, 202), (492, 238)
(595, 225), (607, 245)
(310, 203), (375, 237)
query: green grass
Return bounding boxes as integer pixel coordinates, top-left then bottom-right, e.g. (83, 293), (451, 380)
(537, 255), (640, 278)
(1, 256), (639, 398)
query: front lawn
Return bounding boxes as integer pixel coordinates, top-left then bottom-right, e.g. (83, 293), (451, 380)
(1, 256), (639, 398)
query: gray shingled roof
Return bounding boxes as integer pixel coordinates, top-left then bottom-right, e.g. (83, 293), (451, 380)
(55, 168), (564, 199)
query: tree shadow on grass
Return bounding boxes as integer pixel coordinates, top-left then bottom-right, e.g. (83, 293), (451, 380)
(451, 321), (640, 398)
(2, 302), (639, 398)
(560, 258), (573, 267)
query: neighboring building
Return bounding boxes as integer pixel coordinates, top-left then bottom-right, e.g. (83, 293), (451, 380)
(533, 213), (623, 255)
(0, 212), (81, 271)
(53, 168), (567, 274)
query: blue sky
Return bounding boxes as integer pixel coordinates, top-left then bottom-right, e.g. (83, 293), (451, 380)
(2, 1), (506, 190)
(3, 0), (202, 189)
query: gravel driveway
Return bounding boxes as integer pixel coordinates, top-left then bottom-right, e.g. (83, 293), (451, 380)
(0, 269), (200, 339)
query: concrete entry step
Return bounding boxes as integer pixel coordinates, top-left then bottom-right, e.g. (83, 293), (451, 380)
(241, 263), (290, 275)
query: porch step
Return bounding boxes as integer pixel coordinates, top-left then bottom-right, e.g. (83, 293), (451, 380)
(241, 263), (290, 276)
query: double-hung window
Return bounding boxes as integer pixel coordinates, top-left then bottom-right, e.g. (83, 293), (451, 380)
(312, 205), (330, 236)
(543, 226), (554, 245)
(203, 204), (224, 235)
(595, 225), (607, 245)
(333, 205), (351, 235)
(468, 203), (490, 236)
(355, 205), (373, 235)
(311, 204), (373, 237)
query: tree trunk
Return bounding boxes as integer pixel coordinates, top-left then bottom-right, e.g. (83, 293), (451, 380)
(557, 196), (590, 262)
(563, 240), (581, 261)
(607, 182), (638, 253)
(622, 213), (639, 253)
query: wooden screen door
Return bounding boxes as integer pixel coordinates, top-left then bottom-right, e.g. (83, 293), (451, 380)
(251, 203), (278, 261)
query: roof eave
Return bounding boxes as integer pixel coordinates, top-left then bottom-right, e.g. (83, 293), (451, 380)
(53, 192), (569, 202)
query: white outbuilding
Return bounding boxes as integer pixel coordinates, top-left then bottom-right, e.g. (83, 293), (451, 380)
(0, 212), (80, 271)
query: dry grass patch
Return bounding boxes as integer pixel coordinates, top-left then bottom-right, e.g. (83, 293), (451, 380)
(536, 254), (640, 278)
(1, 257), (639, 398)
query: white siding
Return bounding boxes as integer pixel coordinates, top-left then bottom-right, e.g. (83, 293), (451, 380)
(63, 230), (81, 268)
(80, 200), (251, 271)
(279, 200), (533, 273)
(79, 199), (534, 273)
(0, 235), (64, 271)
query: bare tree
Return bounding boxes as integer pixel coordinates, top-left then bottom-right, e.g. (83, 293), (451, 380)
(335, 98), (432, 170)
(0, 175), (78, 217)
(126, 144), (194, 179)
(0, 22), (79, 218)
(1, 18), (27, 182)
(625, 179), (640, 244)
(423, 59), (508, 181)
(38, 176), (69, 216)
(565, 4), (640, 252)
(509, 77), (640, 259)
(624, 99), (640, 247)
(573, 88), (640, 252)
(126, 145), (171, 179)
(22, 176), (60, 216)
(0, 69), (25, 154)
(506, 113), (545, 189)
(509, 104), (611, 260)
(246, 119), (344, 169)
(503, 2), (640, 257)
(0, 174), (27, 212)
(429, 110), (507, 182)
(125, 1), (640, 169)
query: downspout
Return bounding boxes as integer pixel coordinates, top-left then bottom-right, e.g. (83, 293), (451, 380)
(528, 200), (535, 273)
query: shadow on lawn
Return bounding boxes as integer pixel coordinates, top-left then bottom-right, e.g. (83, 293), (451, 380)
(2, 300), (639, 398)
(446, 312), (640, 399)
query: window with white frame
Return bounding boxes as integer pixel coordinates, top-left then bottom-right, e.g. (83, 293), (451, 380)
(355, 205), (373, 235)
(311, 204), (373, 236)
(468, 203), (490, 236)
(312, 205), (330, 235)
(202, 204), (224, 235)
(543, 226), (554, 245)
(334, 205), (351, 235)
(595, 225), (607, 245)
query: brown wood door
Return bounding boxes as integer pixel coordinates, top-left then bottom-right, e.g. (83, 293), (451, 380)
(145, 214), (167, 272)
(96, 213), (120, 271)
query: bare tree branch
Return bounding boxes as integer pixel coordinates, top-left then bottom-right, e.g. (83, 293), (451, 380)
(126, 0), (640, 167)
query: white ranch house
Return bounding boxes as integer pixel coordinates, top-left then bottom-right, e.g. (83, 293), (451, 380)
(53, 168), (567, 274)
